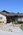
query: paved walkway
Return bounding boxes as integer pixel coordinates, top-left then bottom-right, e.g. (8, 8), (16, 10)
(0, 23), (23, 35)
(0, 24), (23, 35)
(0, 27), (23, 35)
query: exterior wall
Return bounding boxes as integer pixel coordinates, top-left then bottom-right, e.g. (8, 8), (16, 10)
(22, 18), (23, 22)
(0, 14), (7, 23)
(15, 17), (23, 22)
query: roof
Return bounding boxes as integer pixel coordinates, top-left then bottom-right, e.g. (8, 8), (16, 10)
(0, 10), (23, 16)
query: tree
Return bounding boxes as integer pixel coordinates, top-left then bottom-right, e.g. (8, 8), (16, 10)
(17, 12), (19, 14)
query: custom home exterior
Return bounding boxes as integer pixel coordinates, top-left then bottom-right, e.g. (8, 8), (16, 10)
(0, 10), (23, 23)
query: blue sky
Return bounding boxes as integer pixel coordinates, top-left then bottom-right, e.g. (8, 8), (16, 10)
(0, 0), (23, 13)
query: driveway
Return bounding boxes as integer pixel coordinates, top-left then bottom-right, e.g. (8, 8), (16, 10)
(0, 23), (23, 35)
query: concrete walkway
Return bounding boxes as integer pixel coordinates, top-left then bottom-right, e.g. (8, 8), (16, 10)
(0, 24), (23, 35)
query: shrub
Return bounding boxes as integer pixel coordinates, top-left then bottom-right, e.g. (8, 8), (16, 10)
(20, 24), (23, 30)
(12, 21), (17, 24)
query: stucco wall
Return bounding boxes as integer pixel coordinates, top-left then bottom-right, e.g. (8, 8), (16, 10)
(0, 14), (7, 23)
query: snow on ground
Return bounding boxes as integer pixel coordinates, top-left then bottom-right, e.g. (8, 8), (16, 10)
(0, 23), (23, 35)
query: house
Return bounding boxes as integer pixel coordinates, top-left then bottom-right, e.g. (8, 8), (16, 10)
(0, 10), (23, 23)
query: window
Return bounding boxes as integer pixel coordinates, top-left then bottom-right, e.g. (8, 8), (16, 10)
(18, 18), (22, 21)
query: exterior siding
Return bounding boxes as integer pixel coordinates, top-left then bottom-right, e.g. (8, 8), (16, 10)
(0, 14), (7, 23)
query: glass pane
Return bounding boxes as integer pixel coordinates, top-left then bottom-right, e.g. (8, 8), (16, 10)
(18, 18), (21, 21)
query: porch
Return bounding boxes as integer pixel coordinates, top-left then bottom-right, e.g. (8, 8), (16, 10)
(6, 16), (15, 23)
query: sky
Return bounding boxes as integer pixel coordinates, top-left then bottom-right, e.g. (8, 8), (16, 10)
(0, 0), (23, 13)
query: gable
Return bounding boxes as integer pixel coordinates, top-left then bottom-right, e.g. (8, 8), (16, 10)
(0, 14), (6, 18)
(2, 10), (10, 14)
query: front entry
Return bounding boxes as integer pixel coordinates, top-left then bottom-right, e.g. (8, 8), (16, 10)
(6, 16), (15, 23)
(6, 16), (11, 23)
